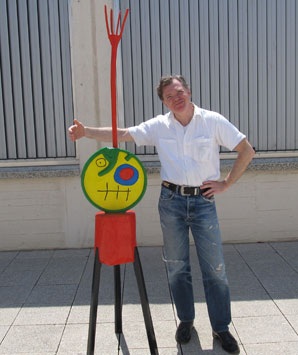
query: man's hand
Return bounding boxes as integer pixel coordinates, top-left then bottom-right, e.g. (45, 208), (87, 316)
(68, 119), (85, 142)
(201, 138), (255, 198)
(200, 180), (229, 198)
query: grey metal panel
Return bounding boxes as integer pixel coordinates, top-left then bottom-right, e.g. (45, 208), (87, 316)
(248, 0), (258, 148)
(0, 61), (7, 159)
(7, 0), (26, 158)
(119, 0), (298, 154)
(130, 0), (144, 154)
(285, 0), (295, 150)
(199, 0), (210, 109)
(140, 0), (154, 155)
(159, 0), (170, 115)
(149, 0), (162, 155)
(150, 0), (162, 116)
(49, 0), (66, 157)
(120, 0), (135, 154)
(218, 0), (229, 118)
(159, 0), (171, 78)
(189, 0), (201, 105)
(217, 0), (229, 152)
(267, 0), (277, 150)
(228, 0), (239, 128)
(159, 0), (171, 119)
(59, 0), (75, 157)
(296, 0), (298, 148)
(0, 0), (16, 158)
(39, 0), (56, 157)
(18, 0), (36, 158)
(209, 0), (220, 113)
(179, 0), (190, 85)
(276, 0), (286, 150)
(238, 0), (249, 136)
(169, 0), (181, 74)
(28, 0), (46, 157)
(257, 0), (267, 150)
(0, 0), (74, 161)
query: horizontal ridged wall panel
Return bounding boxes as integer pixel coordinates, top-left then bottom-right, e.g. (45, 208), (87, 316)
(0, 0), (74, 160)
(120, 0), (298, 155)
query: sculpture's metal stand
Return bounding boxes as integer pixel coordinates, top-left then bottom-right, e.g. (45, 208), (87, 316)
(87, 211), (158, 355)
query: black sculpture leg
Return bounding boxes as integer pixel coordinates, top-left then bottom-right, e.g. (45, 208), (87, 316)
(87, 248), (102, 355)
(114, 265), (122, 334)
(133, 247), (159, 355)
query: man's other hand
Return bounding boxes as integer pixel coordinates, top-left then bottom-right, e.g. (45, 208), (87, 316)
(68, 119), (85, 142)
(200, 180), (229, 198)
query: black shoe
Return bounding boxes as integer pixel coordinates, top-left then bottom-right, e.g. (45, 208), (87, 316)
(212, 330), (240, 354)
(175, 321), (194, 344)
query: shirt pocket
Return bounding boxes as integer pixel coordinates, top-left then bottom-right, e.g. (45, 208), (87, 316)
(192, 137), (213, 162)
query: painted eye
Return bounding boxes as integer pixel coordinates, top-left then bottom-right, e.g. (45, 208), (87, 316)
(96, 158), (107, 167)
(114, 164), (139, 185)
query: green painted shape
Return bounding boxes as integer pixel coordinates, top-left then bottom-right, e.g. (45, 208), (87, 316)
(97, 147), (119, 176)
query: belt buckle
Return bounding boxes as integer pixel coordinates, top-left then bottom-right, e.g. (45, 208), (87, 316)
(180, 185), (191, 196)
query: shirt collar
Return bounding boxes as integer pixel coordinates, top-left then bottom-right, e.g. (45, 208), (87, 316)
(193, 104), (203, 119)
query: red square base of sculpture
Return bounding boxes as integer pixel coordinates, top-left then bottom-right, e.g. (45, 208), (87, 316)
(94, 210), (136, 266)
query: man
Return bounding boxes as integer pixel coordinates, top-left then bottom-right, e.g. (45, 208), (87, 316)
(69, 75), (255, 353)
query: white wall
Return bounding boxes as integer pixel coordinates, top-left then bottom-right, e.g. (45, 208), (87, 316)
(0, 176), (93, 250)
(134, 169), (298, 247)
(217, 169), (298, 243)
(1, 169), (298, 251)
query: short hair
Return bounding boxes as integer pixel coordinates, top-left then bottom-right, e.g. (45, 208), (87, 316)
(156, 75), (190, 101)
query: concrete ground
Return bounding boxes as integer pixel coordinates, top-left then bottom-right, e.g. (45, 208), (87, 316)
(0, 242), (298, 354)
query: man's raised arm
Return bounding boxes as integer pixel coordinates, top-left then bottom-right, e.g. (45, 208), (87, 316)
(68, 119), (134, 143)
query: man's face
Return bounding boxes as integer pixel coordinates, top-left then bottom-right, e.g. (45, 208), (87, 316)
(162, 79), (191, 114)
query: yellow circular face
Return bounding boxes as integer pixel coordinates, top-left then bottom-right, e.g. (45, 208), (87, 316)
(81, 147), (147, 212)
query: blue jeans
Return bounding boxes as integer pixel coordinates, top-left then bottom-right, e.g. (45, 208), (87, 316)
(158, 185), (231, 332)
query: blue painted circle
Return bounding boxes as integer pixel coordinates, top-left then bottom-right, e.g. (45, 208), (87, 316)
(114, 164), (139, 186)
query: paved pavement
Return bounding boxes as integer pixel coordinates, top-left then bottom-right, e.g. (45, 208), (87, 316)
(0, 242), (298, 354)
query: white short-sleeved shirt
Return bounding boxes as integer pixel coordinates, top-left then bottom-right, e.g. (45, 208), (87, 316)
(128, 105), (246, 186)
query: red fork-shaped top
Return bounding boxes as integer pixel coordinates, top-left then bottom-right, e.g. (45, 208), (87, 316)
(104, 5), (129, 148)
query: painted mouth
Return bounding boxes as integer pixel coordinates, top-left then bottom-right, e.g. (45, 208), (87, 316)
(98, 183), (131, 201)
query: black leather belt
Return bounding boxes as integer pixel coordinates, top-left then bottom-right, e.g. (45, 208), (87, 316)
(162, 181), (201, 196)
